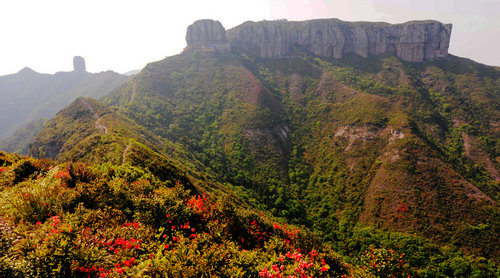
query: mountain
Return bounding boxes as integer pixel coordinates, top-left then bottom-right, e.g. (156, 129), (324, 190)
(28, 19), (499, 276)
(0, 57), (131, 150)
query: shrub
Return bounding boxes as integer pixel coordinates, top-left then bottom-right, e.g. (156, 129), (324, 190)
(13, 160), (38, 184)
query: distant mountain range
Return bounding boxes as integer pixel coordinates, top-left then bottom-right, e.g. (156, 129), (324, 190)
(0, 57), (131, 153)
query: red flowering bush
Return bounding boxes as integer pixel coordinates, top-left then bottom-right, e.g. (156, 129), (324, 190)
(0, 158), (357, 277)
(361, 245), (408, 278)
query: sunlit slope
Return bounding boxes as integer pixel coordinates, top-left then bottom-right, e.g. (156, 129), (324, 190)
(35, 50), (499, 262)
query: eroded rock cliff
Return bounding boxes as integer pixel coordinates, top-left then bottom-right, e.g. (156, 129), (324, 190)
(185, 19), (231, 53)
(226, 19), (452, 62)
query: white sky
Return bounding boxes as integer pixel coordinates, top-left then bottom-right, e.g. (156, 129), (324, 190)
(0, 0), (498, 75)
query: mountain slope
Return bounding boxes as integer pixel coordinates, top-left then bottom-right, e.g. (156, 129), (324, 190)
(0, 67), (88, 139)
(29, 19), (499, 275)
(105, 51), (499, 260)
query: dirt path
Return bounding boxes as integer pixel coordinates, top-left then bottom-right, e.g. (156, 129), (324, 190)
(95, 117), (108, 134)
(80, 99), (109, 135)
(122, 142), (131, 164)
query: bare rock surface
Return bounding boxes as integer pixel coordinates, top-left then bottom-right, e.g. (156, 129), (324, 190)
(73, 56), (86, 72)
(225, 19), (452, 62)
(185, 19), (231, 53)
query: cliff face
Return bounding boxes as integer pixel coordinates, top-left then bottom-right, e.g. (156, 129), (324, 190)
(226, 19), (452, 62)
(185, 19), (231, 53)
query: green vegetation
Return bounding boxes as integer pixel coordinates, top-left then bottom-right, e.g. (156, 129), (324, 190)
(0, 152), (356, 277)
(0, 118), (47, 155)
(24, 49), (500, 276)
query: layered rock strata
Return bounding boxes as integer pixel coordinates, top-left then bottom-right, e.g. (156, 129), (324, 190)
(225, 19), (452, 62)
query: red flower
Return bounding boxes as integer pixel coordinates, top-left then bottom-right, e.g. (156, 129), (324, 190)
(259, 267), (269, 277)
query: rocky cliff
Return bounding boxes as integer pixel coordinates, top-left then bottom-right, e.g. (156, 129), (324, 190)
(185, 19), (231, 53)
(73, 56), (86, 72)
(224, 19), (452, 62)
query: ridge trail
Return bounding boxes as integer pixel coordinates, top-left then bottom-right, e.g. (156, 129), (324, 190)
(80, 99), (109, 135)
(95, 117), (108, 134)
(122, 141), (131, 164)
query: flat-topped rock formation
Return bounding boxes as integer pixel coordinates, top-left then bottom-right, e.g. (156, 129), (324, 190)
(185, 18), (452, 62)
(185, 19), (231, 53)
(227, 19), (452, 62)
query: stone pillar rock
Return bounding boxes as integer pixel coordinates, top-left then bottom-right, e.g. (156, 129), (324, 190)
(73, 56), (86, 72)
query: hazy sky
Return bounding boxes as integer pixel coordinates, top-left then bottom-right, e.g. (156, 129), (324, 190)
(0, 0), (498, 75)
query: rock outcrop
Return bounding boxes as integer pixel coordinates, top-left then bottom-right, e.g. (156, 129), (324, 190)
(185, 19), (231, 53)
(226, 19), (452, 62)
(73, 56), (86, 72)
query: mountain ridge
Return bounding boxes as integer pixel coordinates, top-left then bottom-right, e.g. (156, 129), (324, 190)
(185, 18), (452, 62)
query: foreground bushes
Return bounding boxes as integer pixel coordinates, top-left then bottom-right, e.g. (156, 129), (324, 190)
(0, 154), (356, 277)
(1, 153), (496, 277)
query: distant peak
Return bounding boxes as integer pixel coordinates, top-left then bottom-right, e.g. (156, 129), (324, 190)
(17, 67), (38, 75)
(73, 56), (86, 72)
